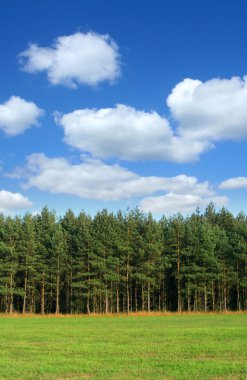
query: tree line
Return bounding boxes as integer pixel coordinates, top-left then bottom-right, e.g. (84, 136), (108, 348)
(0, 204), (246, 314)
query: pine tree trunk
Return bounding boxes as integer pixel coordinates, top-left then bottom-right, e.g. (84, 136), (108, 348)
(244, 258), (247, 310)
(116, 287), (119, 314)
(93, 295), (96, 313)
(79, 288), (82, 313)
(187, 285), (191, 312)
(70, 269), (73, 314)
(41, 272), (45, 315)
(87, 262), (91, 314)
(5, 282), (8, 313)
(110, 281), (113, 313)
(117, 268), (120, 313)
(142, 284), (144, 311)
(49, 274), (53, 313)
(158, 290), (161, 312)
(177, 238), (181, 312)
(55, 273), (60, 314)
(224, 287), (227, 311)
(219, 281), (222, 312)
(122, 293), (125, 313)
(22, 269), (28, 314)
(105, 287), (109, 314)
(135, 283), (138, 312)
(147, 281), (151, 312)
(31, 287), (35, 313)
(152, 291), (155, 311)
(211, 281), (215, 312)
(237, 282), (241, 311)
(194, 289), (198, 312)
(126, 263), (130, 314)
(159, 272), (162, 311)
(198, 290), (202, 311)
(87, 293), (90, 314)
(130, 281), (133, 313)
(223, 267), (227, 311)
(164, 289), (167, 312)
(9, 273), (13, 315)
(236, 261), (241, 311)
(99, 292), (102, 313)
(204, 285), (207, 312)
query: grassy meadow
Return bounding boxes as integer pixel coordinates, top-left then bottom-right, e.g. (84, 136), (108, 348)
(0, 313), (246, 379)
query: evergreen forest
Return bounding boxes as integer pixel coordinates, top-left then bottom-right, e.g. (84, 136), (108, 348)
(0, 204), (246, 314)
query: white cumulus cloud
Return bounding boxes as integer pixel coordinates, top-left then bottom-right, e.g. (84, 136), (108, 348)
(56, 75), (247, 162)
(56, 104), (202, 162)
(0, 96), (43, 136)
(0, 190), (32, 214)
(13, 153), (227, 214)
(219, 177), (247, 190)
(19, 32), (120, 88)
(167, 76), (247, 141)
(140, 193), (227, 215)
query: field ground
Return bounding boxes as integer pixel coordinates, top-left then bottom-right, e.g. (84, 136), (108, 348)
(0, 313), (246, 379)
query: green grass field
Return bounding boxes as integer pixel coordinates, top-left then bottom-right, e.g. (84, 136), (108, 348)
(0, 313), (246, 379)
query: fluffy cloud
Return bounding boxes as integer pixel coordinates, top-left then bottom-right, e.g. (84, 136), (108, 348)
(57, 75), (247, 162)
(219, 177), (247, 189)
(21, 153), (172, 200)
(15, 153), (227, 214)
(0, 190), (32, 214)
(19, 32), (120, 88)
(167, 76), (247, 141)
(0, 96), (43, 136)
(56, 104), (203, 162)
(140, 194), (227, 215)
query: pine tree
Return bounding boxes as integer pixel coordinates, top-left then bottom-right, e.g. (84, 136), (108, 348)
(73, 211), (93, 314)
(60, 209), (78, 313)
(51, 223), (65, 314)
(35, 207), (57, 313)
(167, 214), (185, 311)
(19, 213), (37, 313)
(0, 215), (21, 313)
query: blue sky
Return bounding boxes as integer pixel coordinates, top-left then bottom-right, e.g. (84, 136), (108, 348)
(1, 0), (247, 217)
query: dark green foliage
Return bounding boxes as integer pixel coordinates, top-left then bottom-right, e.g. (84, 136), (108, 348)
(0, 205), (246, 313)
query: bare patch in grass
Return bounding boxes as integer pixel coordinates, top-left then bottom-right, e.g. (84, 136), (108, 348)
(47, 372), (93, 380)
